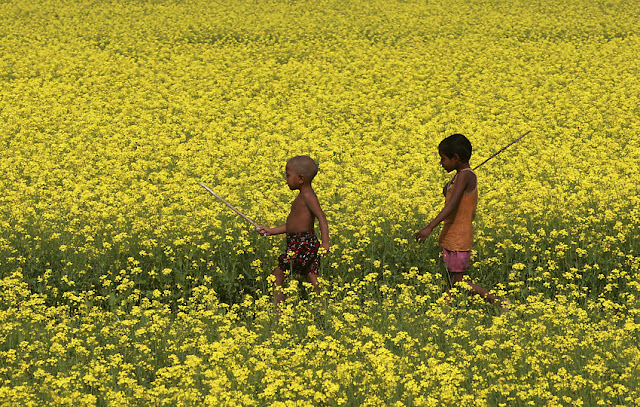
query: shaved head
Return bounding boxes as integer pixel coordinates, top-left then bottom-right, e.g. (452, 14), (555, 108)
(287, 155), (318, 181)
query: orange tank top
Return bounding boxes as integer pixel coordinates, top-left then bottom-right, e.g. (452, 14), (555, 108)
(438, 168), (477, 251)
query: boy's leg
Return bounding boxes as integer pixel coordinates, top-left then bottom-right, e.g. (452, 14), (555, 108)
(304, 272), (321, 296)
(272, 267), (287, 305)
(449, 271), (465, 286)
(446, 271), (463, 301)
(442, 249), (468, 296)
(449, 271), (504, 305)
(442, 249), (508, 310)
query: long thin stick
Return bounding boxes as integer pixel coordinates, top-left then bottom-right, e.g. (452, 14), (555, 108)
(199, 183), (259, 229)
(473, 130), (531, 170)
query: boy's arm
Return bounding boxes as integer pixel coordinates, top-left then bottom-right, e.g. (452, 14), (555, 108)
(256, 224), (286, 236)
(302, 190), (330, 253)
(416, 171), (472, 242)
(443, 177), (454, 196)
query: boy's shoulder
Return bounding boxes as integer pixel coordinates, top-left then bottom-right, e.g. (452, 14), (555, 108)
(299, 186), (321, 205)
(457, 168), (476, 180)
(299, 185), (318, 198)
(454, 168), (477, 190)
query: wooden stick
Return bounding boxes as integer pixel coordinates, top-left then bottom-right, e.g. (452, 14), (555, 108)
(199, 183), (259, 229)
(473, 130), (531, 170)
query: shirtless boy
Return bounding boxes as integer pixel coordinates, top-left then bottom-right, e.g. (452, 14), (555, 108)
(257, 156), (330, 305)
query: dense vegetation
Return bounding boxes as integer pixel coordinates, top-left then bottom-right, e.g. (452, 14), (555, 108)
(1, 0), (638, 405)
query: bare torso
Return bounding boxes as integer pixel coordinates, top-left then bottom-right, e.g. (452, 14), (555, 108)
(286, 192), (316, 233)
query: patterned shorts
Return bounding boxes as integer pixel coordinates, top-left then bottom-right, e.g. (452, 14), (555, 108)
(278, 232), (320, 275)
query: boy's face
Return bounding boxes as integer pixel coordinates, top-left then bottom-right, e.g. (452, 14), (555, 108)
(439, 150), (459, 172)
(285, 164), (303, 190)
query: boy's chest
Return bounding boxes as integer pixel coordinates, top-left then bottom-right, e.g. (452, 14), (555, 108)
(290, 195), (307, 212)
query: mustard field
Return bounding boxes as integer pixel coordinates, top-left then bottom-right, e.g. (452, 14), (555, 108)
(1, 0), (639, 405)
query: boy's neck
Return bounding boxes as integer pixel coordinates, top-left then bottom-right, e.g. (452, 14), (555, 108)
(297, 183), (314, 192)
(456, 162), (471, 172)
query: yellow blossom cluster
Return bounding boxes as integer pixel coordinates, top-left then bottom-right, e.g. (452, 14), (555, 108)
(1, 0), (639, 404)
(1, 271), (639, 405)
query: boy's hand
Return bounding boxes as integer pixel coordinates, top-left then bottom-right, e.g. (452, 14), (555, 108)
(256, 226), (270, 236)
(318, 242), (330, 257)
(415, 226), (433, 243)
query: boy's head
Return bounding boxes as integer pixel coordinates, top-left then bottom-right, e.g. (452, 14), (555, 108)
(285, 156), (318, 188)
(438, 133), (472, 162)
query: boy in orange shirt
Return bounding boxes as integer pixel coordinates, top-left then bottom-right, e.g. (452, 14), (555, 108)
(257, 156), (330, 306)
(415, 134), (508, 311)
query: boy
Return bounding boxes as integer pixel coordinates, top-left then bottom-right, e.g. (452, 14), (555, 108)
(415, 134), (508, 311)
(257, 156), (330, 305)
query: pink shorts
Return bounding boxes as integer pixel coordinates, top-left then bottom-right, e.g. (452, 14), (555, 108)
(441, 248), (471, 273)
